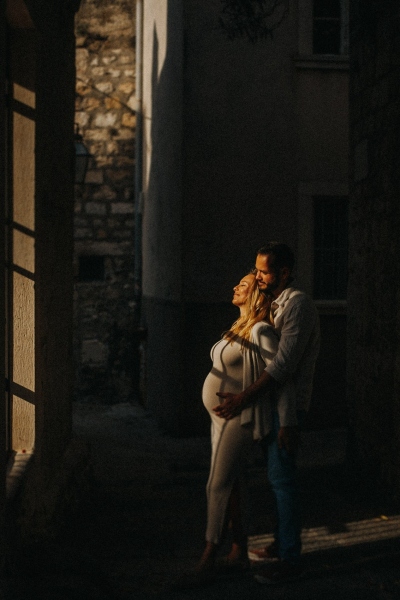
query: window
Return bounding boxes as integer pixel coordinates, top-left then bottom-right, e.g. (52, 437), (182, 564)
(297, 0), (349, 59)
(313, 196), (348, 300)
(78, 255), (105, 282)
(5, 27), (37, 456)
(313, 0), (341, 55)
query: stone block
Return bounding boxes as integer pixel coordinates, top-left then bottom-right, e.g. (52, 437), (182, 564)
(75, 228), (93, 239)
(107, 69), (122, 78)
(127, 95), (137, 111)
(81, 339), (109, 365)
(85, 129), (109, 141)
(85, 170), (104, 185)
(119, 53), (133, 65)
(92, 67), (105, 77)
(115, 157), (135, 168)
(96, 156), (115, 167)
(111, 203), (134, 214)
(76, 80), (91, 96)
(76, 48), (89, 71)
(106, 141), (119, 154)
(92, 185), (117, 201)
(102, 55), (118, 65)
(95, 81), (114, 95)
(87, 40), (102, 53)
(114, 230), (132, 239)
(106, 169), (131, 183)
(74, 218), (87, 227)
(75, 111), (89, 128)
(94, 112), (118, 128)
(87, 144), (106, 159)
(114, 128), (135, 140)
(105, 97), (122, 109)
(75, 241), (124, 256)
(107, 218), (118, 229)
(83, 97), (101, 111)
(118, 81), (135, 95)
(88, 12), (133, 37)
(122, 112), (136, 128)
(85, 202), (107, 215)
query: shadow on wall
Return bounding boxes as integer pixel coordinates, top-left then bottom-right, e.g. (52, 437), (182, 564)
(141, 6), (189, 435)
(142, 5), (249, 437)
(140, 2), (348, 436)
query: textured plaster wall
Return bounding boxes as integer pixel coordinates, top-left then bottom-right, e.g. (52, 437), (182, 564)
(182, 0), (298, 304)
(175, 1), (298, 432)
(296, 68), (349, 182)
(141, 0), (350, 434)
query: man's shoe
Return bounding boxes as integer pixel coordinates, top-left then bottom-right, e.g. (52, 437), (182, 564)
(248, 540), (279, 561)
(254, 560), (303, 584)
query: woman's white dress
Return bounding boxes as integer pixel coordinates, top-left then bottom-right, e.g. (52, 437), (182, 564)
(202, 322), (294, 544)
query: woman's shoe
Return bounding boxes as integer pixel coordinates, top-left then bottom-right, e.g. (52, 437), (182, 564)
(248, 540), (279, 561)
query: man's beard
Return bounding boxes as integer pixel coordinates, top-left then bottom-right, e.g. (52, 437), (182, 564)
(260, 275), (281, 297)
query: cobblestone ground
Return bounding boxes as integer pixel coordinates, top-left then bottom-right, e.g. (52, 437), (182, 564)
(3, 402), (400, 599)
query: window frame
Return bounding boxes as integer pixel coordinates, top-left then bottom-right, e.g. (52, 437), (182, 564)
(297, 0), (349, 61)
(297, 183), (348, 314)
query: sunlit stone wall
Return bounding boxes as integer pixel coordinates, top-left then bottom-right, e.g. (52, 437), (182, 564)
(74, 0), (138, 403)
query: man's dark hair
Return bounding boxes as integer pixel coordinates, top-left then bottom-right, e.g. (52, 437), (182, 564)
(257, 242), (295, 273)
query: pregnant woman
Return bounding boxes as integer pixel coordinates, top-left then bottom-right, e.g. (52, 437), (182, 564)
(189, 272), (294, 584)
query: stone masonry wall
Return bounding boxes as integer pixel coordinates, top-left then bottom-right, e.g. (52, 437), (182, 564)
(348, 0), (400, 492)
(74, 0), (138, 403)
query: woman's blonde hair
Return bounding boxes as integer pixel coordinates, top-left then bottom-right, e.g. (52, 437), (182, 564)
(224, 273), (272, 347)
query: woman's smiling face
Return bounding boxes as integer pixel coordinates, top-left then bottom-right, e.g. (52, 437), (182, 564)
(232, 274), (255, 307)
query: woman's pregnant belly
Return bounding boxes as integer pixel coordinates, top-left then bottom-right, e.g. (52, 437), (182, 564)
(202, 338), (244, 415)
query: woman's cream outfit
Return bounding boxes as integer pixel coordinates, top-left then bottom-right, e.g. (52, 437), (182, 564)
(202, 321), (294, 544)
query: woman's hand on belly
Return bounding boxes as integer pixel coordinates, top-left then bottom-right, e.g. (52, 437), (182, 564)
(212, 392), (246, 420)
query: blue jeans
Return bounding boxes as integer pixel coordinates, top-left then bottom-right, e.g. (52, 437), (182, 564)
(260, 410), (305, 564)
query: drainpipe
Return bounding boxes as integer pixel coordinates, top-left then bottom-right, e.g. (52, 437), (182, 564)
(134, 0), (143, 323)
(133, 0), (147, 403)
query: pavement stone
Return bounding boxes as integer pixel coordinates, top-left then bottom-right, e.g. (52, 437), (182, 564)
(3, 402), (400, 599)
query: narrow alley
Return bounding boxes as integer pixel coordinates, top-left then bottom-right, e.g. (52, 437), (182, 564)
(2, 402), (400, 600)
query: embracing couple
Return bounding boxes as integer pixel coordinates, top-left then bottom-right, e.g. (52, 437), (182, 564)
(185, 242), (320, 587)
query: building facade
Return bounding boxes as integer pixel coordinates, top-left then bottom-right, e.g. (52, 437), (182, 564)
(138, 0), (349, 434)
